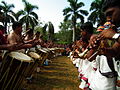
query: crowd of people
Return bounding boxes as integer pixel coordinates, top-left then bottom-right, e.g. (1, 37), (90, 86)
(0, 0), (120, 89)
(66, 0), (120, 90)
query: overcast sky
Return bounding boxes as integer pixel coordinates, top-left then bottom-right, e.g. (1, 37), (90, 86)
(2, 0), (93, 32)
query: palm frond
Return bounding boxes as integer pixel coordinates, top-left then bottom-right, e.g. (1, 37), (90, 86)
(77, 2), (84, 8)
(32, 17), (38, 25)
(76, 14), (84, 24)
(64, 14), (71, 21)
(30, 12), (38, 19)
(63, 7), (72, 15)
(79, 10), (88, 16)
(88, 11), (97, 24)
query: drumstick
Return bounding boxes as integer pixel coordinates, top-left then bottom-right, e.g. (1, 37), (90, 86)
(87, 51), (99, 61)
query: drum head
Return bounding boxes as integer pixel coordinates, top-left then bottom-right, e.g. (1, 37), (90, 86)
(38, 48), (47, 53)
(28, 52), (40, 59)
(29, 47), (36, 52)
(9, 52), (33, 62)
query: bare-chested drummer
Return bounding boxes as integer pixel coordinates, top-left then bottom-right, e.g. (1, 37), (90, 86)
(7, 22), (23, 44)
(7, 22), (39, 51)
(33, 31), (44, 47)
(24, 28), (34, 41)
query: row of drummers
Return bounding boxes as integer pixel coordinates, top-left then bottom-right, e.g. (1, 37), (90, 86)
(0, 22), (65, 90)
(0, 46), (65, 90)
(67, 21), (120, 90)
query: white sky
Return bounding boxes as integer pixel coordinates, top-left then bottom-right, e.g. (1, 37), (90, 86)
(2, 0), (93, 33)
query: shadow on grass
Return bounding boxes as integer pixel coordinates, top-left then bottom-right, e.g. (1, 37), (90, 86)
(25, 56), (81, 90)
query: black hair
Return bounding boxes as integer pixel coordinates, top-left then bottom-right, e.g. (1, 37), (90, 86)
(102, 0), (120, 12)
(0, 25), (5, 30)
(36, 31), (40, 35)
(12, 22), (22, 30)
(26, 28), (33, 34)
(81, 37), (89, 44)
(80, 22), (93, 34)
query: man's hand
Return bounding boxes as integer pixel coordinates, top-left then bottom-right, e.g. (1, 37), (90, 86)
(99, 29), (116, 39)
(88, 36), (102, 50)
(116, 80), (120, 87)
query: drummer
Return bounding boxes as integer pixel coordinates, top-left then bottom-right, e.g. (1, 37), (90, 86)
(0, 25), (16, 65)
(7, 22), (23, 44)
(7, 22), (39, 51)
(0, 25), (19, 51)
(24, 28), (34, 41)
(33, 31), (45, 48)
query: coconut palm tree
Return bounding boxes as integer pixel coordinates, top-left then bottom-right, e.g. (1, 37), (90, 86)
(88, 0), (105, 25)
(63, 0), (88, 42)
(0, 1), (15, 34)
(20, 0), (39, 31)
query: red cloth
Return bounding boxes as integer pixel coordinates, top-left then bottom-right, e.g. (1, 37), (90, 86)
(0, 30), (6, 44)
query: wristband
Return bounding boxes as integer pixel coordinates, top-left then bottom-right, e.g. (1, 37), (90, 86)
(112, 33), (120, 40)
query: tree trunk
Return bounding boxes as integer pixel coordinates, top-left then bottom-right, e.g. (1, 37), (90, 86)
(4, 21), (7, 34)
(26, 23), (29, 31)
(72, 17), (76, 42)
(72, 27), (75, 42)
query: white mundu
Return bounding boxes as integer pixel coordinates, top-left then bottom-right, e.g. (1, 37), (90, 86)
(113, 58), (120, 90)
(89, 55), (116, 90)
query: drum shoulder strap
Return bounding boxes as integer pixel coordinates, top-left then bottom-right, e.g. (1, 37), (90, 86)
(99, 57), (118, 78)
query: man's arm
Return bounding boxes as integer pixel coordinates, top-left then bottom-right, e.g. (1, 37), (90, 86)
(103, 42), (120, 57)
(99, 29), (120, 43)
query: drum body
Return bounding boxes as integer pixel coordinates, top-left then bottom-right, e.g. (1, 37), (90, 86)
(26, 51), (40, 77)
(36, 48), (49, 66)
(43, 48), (53, 60)
(0, 52), (33, 90)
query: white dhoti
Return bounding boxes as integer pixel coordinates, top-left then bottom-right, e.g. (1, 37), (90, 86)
(79, 59), (95, 89)
(89, 55), (117, 90)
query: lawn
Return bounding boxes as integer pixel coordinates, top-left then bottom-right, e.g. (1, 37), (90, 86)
(24, 56), (82, 90)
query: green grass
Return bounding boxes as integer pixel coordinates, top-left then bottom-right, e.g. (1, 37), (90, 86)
(24, 56), (82, 90)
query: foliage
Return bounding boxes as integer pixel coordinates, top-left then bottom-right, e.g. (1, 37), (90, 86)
(11, 10), (25, 21)
(0, 1), (15, 33)
(56, 20), (73, 44)
(63, 0), (88, 42)
(20, 0), (39, 30)
(59, 20), (72, 31)
(48, 21), (54, 41)
(54, 30), (72, 44)
(57, 19), (81, 44)
(88, 0), (105, 25)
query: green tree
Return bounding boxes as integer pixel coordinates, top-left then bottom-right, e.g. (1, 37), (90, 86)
(20, 0), (39, 31)
(0, 1), (15, 33)
(56, 20), (73, 44)
(63, 0), (88, 42)
(55, 30), (72, 44)
(59, 20), (72, 31)
(88, 0), (105, 25)
(48, 21), (54, 41)
(42, 23), (48, 40)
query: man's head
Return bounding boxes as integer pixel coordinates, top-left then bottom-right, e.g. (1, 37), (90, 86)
(80, 22), (93, 38)
(102, 0), (120, 27)
(12, 22), (22, 33)
(102, 0), (120, 12)
(26, 28), (33, 35)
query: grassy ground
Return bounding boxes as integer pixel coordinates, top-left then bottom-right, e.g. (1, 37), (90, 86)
(24, 56), (81, 90)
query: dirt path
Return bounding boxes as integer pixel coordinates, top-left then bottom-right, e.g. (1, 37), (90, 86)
(25, 56), (81, 90)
